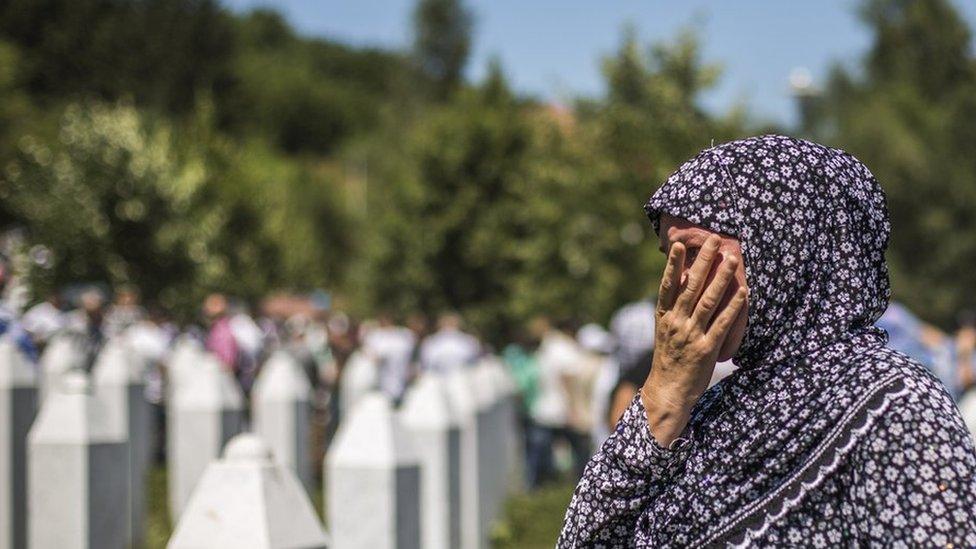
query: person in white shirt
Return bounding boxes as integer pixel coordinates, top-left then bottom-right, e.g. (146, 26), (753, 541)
(362, 313), (416, 403)
(124, 309), (174, 463)
(527, 318), (591, 487)
(419, 312), (481, 375)
(22, 294), (66, 350)
(103, 285), (145, 338)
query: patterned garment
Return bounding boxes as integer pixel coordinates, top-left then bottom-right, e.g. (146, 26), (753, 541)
(558, 135), (976, 547)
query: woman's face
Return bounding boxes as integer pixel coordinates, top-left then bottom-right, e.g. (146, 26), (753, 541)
(658, 213), (749, 361)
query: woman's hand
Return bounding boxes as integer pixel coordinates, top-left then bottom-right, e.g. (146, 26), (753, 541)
(641, 234), (748, 447)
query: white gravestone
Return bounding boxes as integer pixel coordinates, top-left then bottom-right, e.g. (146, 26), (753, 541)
(28, 370), (128, 549)
(327, 392), (421, 549)
(485, 357), (522, 493)
(251, 350), (313, 495)
(169, 353), (245, 520)
(445, 370), (489, 549)
(338, 351), (378, 416)
(165, 338), (204, 492)
(38, 334), (84, 404)
(0, 340), (37, 549)
(168, 433), (329, 549)
(400, 375), (462, 549)
(470, 363), (503, 539)
(166, 336), (203, 402)
(92, 339), (151, 547)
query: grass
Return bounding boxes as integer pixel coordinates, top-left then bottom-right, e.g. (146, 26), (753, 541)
(491, 483), (576, 549)
(145, 464), (572, 548)
(146, 466), (172, 548)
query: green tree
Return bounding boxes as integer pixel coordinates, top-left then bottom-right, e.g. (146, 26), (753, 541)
(355, 86), (530, 337)
(220, 9), (419, 154)
(412, 0), (473, 101)
(814, 0), (976, 326)
(0, 39), (38, 230)
(0, 0), (235, 113)
(355, 30), (746, 341)
(568, 28), (744, 316)
(1, 102), (352, 317)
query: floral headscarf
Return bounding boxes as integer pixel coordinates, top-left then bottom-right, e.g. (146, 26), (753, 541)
(639, 135), (907, 544)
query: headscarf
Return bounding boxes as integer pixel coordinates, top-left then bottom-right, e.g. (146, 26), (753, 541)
(639, 135), (919, 545)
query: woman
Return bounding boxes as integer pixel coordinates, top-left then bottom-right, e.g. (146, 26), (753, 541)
(558, 135), (976, 547)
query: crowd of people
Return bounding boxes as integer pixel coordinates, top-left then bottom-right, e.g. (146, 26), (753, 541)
(2, 247), (976, 491)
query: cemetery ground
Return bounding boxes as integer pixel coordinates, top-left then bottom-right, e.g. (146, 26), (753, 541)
(143, 464), (573, 548)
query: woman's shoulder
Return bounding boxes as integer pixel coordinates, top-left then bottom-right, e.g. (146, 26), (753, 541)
(859, 345), (954, 403)
(856, 345), (972, 446)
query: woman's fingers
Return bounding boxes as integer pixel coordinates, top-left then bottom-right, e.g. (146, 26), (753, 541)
(657, 242), (685, 312)
(674, 235), (722, 315)
(706, 286), (748, 345)
(690, 254), (738, 330)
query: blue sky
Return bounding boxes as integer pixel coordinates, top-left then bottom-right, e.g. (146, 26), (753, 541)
(223, 0), (976, 128)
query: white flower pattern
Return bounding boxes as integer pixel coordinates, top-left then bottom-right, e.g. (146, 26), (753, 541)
(558, 135), (976, 547)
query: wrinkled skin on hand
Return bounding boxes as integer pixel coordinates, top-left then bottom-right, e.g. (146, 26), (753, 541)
(640, 215), (749, 446)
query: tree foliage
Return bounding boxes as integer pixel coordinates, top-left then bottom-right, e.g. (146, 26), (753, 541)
(1, 0), (973, 339)
(0, 0), (235, 113)
(1, 103), (351, 318)
(356, 31), (746, 341)
(413, 0), (473, 101)
(812, 0), (976, 326)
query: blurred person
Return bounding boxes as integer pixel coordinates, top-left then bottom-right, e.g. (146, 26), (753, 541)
(278, 312), (330, 483)
(876, 301), (931, 361)
(362, 312), (415, 404)
(229, 299), (264, 392)
(66, 287), (107, 370)
(609, 297), (655, 374)
(607, 347), (653, 428)
(606, 297), (656, 427)
(958, 312), (976, 436)
(502, 328), (541, 484)
(576, 323), (619, 449)
(559, 136), (976, 546)
(328, 312), (357, 369)
(104, 284), (145, 338)
(419, 312), (481, 375)
(0, 252), (37, 361)
(405, 312), (429, 378)
(306, 292), (335, 384)
(294, 305), (336, 479)
(324, 311), (356, 447)
(503, 330), (541, 420)
(527, 317), (590, 488)
(21, 293), (66, 351)
(125, 306), (175, 463)
(203, 293), (242, 378)
(563, 326), (602, 460)
(956, 310), (976, 395)
(283, 314), (321, 390)
(877, 301), (957, 396)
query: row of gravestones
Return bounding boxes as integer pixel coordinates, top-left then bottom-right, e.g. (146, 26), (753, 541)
(331, 353), (521, 549)
(0, 333), (326, 549)
(1, 333), (519, 549)
(169, 347), (520, 549)
(1, 336), (152, 549)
